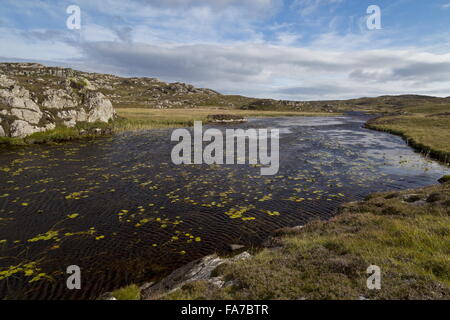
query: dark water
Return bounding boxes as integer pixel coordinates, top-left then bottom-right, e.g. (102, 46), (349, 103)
(0, 115), (448, 299)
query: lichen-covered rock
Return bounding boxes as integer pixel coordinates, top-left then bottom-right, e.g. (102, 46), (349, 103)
(9, 107), (43, 125)
(9, 120), (38, 138)
(57, 109), (88, 127)
(9, 120), (56, 138)
(42, 89), (77, 109)
(0, 85), (41, 112)
(84, 92), (115, 122)
(0, 74), (15, 87)
(0, 69), (116, 138)
(141, 251), (251, 300)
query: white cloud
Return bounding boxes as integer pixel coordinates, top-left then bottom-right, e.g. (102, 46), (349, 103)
(0, 27), (81, 61)
(291, 0), (343, 16)
(75, 41), (450, 100)
(275, 32), (303, 46)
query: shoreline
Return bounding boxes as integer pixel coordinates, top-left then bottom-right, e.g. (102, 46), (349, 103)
(365, 116), (450, 166)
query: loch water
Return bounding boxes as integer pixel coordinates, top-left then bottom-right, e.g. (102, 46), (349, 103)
(0, 115), (448, 299)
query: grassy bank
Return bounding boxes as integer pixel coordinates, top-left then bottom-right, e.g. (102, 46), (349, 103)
(366, 115), (450, 164)
(161, 181), (450, 300)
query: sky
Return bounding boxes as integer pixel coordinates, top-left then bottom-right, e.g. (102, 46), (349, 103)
(1, 0), (450, 100)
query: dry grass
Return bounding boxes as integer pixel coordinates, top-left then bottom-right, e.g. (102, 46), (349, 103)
(114, 108), (338, 132)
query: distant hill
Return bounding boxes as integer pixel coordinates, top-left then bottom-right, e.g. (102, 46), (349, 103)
(1, 62), (449, 116)
(0, 63), (337, 113)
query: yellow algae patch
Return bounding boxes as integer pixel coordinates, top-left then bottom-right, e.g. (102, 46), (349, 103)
(27, 230), (59, 242)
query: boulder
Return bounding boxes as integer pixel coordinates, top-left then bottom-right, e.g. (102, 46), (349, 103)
(84, 92), (115, 122)
(10, 120), (39, 138)
(9, 120), (55, 138)
(141, 251), (251, 300)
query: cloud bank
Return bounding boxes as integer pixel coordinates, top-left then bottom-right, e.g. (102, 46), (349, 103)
(0, 0), (449, 100)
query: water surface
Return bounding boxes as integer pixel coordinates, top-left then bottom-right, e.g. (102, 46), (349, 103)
(0, 115), (448, 299)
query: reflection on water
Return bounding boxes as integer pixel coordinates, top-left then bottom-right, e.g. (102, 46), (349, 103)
(0, 115), (448, 299)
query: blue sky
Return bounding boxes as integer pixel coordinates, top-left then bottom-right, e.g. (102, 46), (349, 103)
(1, 0), (450, 100)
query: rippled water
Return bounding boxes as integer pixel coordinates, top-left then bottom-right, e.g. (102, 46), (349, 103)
(0, 115), (448, 299)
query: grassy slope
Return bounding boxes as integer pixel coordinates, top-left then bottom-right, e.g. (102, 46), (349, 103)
(164, 182), (450, 300)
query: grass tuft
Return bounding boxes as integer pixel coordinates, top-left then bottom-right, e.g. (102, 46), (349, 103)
(111, 284), (141, 300)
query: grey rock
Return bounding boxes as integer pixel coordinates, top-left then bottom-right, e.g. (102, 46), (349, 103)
(42, 89), (77, 109)
(0, 75), (15, 87)
(0, 125), (5, 137)
(10, 120), (39, 138)
(84, 92), (116, 123)
(10, 108), (42, 124)
(57, 109), (87, 127)
(230, 251), (252, 262)
(139, 282), (154, 291)
(142, 251), (252, 300)
(209, 277), (225, 288)
(0, 86), (41, 112)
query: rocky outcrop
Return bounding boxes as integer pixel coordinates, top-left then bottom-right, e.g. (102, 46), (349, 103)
(96, 251), (252, 300)
(0, 63), (225, 112)
(0, 66), (116, 138)
(140, 251), (251, 300)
